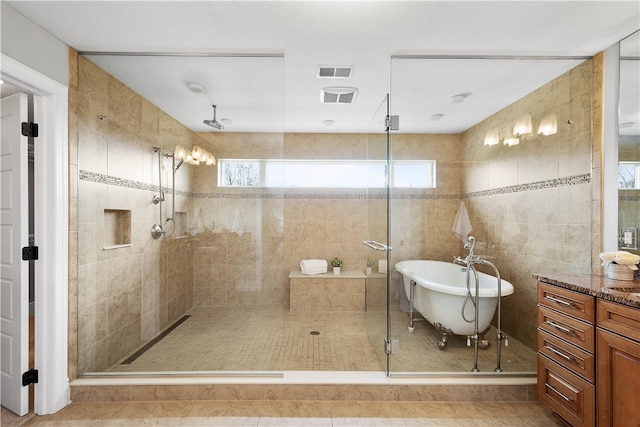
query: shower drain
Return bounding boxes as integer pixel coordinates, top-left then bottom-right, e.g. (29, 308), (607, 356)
(310, 331), (320, 335)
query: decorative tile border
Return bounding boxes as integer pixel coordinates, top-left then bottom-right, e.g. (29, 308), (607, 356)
(79, 170), (191, 197)
(80, 170), (591, 201)
(462, 174), (592, 199)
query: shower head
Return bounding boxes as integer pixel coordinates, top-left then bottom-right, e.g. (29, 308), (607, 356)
(203, 104), (224, 130)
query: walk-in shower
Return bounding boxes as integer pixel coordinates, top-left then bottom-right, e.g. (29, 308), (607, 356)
(75, 51), (594, 379)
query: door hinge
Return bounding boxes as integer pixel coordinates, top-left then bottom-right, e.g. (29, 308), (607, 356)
(384, 338), (399, 356)
(22, 369), (38, 386)
(385, 115), (399, 131)
(21, 122), (39, 138)
(22, 245), (39, 261)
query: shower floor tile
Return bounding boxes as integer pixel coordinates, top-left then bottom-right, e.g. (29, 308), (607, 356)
(106, 304), (536, 374)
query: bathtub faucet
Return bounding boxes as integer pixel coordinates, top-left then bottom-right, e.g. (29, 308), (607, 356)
(453, 254), (465, 264)
(453, 236), (478, 268)
(464, 236), (476, 254)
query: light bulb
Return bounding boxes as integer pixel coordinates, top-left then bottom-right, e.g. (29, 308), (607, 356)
(174, 145), (187, 160)
(538, 114), (558, 136)
(504, 137), (519, 147)
(192, 145), (202, 160)
(484, 129), (500, 146)
(513, 114), (532, 136)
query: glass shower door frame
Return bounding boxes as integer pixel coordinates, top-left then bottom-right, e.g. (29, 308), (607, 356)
(364, 93), (393, 376)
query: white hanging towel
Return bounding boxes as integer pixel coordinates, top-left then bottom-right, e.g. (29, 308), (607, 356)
(231, 207), (244, 236)
(452, 201), (473, 243)
(188, 207), (206, 236)
(378, 259), (387, 274)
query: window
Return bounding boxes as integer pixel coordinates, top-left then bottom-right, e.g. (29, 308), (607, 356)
(220, 161), (260, 187)
(218, 159), (436, 189)
(619, 162), (640, 189)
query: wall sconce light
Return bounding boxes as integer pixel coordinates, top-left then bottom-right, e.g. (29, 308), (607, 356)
(174, 144), (216, 166)
(537, 114), (558, 136)
(513, 114), (532, 136)
(503, 137), (519, 147)
(484, 128), (500, 146)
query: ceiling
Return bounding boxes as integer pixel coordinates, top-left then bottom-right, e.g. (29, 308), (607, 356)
(5, 1), (640, 134)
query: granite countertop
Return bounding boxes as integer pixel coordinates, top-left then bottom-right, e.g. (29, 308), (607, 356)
(533, 272), (640, 309)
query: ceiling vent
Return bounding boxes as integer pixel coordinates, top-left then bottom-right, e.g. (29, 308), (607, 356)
(321, 87), (358, 104)
(318, 66), (353, 78)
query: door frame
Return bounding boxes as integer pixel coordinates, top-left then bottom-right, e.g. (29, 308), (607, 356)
(1, 53), (69, 414)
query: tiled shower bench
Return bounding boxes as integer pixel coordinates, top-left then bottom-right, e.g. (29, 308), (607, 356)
(289, 271), (366, 312)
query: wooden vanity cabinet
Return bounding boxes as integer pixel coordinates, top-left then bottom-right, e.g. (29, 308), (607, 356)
(537, 283), (595, 427)
(596, 299), (640, 427)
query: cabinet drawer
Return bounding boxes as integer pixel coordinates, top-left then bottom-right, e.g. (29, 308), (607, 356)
(538, 354), (595, 427)
(597, 299), (640, 342)
(538, 329), (594, 383)
(538, 283), (595, 323)
(538, 306), (594, 352)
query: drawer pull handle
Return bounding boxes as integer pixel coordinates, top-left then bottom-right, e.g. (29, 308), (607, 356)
(545, 382), (574, 402)
(545, 320), (574, 335)
(544, 345), (576, 364)
(545, 295), (573, 307)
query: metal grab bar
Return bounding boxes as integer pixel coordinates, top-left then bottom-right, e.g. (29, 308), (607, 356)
(362, 240), (393, 252)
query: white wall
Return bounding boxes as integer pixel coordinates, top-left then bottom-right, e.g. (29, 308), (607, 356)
(1, 2), (68, 86)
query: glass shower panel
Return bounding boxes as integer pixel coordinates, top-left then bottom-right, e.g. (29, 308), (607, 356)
(389, 56), (589, 375)
(364, 94), (391, 375)
(76, 54), (285, 374)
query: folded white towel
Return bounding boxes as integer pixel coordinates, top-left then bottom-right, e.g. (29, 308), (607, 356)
(378, 259), (387, 274)
(300, 259), (328, 275)
(452, 201), (472, 243)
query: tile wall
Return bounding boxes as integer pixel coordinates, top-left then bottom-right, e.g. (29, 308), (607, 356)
(76, 56), (199, 372)
(459, 59), (595, 348)
(192, 132), (463, 311)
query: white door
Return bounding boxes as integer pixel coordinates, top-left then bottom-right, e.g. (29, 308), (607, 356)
(1, 93), (29, 416)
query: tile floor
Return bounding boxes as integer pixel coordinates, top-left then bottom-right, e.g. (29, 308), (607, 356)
(2, 400), (569, 426)
(102, 304), (536, 374)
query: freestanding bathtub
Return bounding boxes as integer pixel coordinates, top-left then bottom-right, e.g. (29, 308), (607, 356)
(395, 260), (513, 349)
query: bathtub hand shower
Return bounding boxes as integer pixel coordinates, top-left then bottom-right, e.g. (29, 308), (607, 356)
(454, 236), (508, 372)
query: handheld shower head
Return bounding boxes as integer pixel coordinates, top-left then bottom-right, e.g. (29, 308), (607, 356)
(203, 104), (224, 130)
